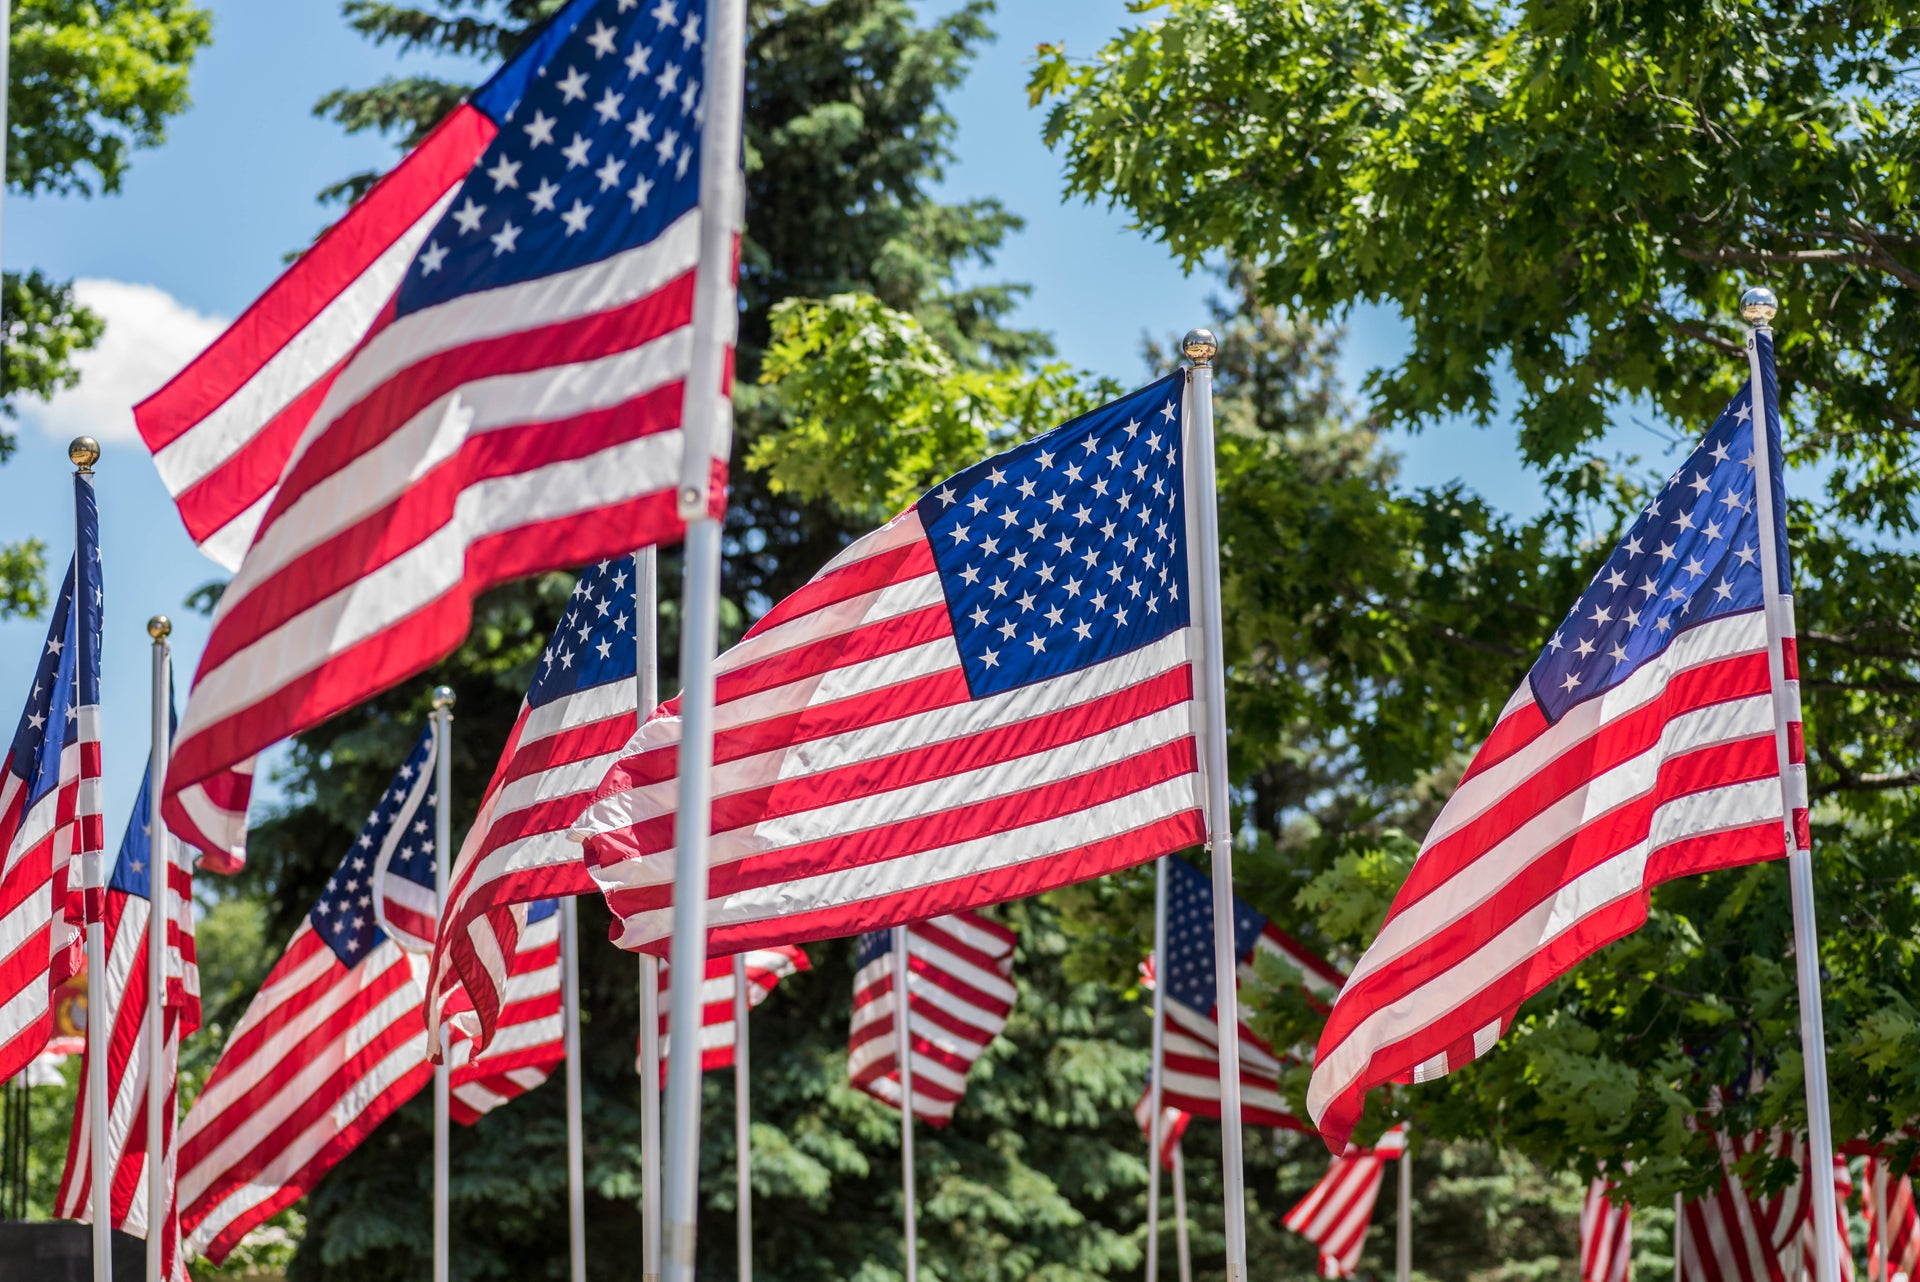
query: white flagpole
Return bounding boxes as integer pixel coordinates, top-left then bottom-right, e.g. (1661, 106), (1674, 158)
(430, 687), (455, 1282)
(144, 617), (171, 1282)
(660, 0), (746, 1273)
(73, 442), (110, 1282)
(894, 926), (918, 1282)
(1170, 1141), (1192, 1282)
(1741, 286), (1842, 1282)
(560, 896), (586, 1282)
(1180, 328), (1249, 1279)
(1873, 1161), (1891, 1282)
(734, 953), (752, 1282)
(634, 546), (662, 1282)
(1395, 1144), (1411, 1282)
(1146, 858), (1168, 1282)
(1673, 1192), (1685, 1282)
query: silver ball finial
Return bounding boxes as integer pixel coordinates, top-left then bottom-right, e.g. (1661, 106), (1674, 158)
(431, 685), (456, 711)
(147, 615), (172, 640)
(1740, 286), (1779, 326)
(1182, 328), (1218, 367)
(68, 436), (100, 472)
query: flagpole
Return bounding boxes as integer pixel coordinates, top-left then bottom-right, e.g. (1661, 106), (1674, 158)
(1146, 858), (1168, 1282)
(73, 439), (110, 1282)
(893, 926), (918, 1282)
(1180, 328), (1250, 1280)
(633, 548), (662, 1282)
(1395, 1143), (1411, 1282)
(430, 686), (455, 1282)
(1170, 1140), (1192, 1282)
(1673, 1193), (1684, 1282)
(144, 617), (172, 1282)
(661, 0), (746, 1272)
(734, 953), (751, 1282)
(560, 896), (586, 1282)
(1873, 1162), (1891, 1281)
(1741, 286), (1842, 1282)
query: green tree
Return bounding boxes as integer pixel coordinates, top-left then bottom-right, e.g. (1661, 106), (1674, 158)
(0, 0), (213, 616)
(1028, 0), (1920, 1220)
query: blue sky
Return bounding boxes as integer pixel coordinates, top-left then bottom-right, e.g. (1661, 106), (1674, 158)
(0, 0), (1634, 845)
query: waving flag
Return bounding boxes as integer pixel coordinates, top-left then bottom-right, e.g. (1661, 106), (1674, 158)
(444, 898), (564, 1124)
(1309, 367), (1801, 1150)
(1134, 1093), (1190, 1170)
(1679, 1132), (1809, 1282)
(574, 376), (1206, 954)
(175, 728), (558, 1261)
(642, 945), (808, 1073)
(0, 477), (103, 1080)
(1282, 1127), (1406, 1279)
(432, 558), (637, 1053)
(1581, 1179), (1632, 1282)
(159, 0), (736, 869)
(847, 912), (1015, 1125)
(55, 748), (198, 1279)
(1864, 1156), (1918, 1282)
(1146, 856), (1341, 1131)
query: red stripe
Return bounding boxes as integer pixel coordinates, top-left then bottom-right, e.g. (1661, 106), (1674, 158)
(742, 534), (934, 641)
(903, 951), (1011, 1023)
(172, 364), (344, 538)
(135, 105), (495, 452)
(168, 486), (685, 804)
(714, 602), (952, 707)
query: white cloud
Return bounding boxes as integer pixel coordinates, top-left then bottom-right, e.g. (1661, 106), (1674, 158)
(20, 278), (229, 442)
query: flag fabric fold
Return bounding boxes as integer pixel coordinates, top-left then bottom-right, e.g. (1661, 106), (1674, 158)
(55, 744), (198, 1279)
(641, 944), (809, 1073)
(157, 0), (735, 871)
(0, 477), (102, 1080)
(1864, 1155), (1918, 1282)
(431, 557), (638, 1054)
(1308, 355), (1802, 1151)
(573, 375), (1207, 956)
(1133, 1093), (1190, 1171)
(1580, 1178), (1632, 1282)
(1678, 1131), (1809, 1282)
(1282, 1126), (1406, 1279)
(847, 912), (1016, 1126)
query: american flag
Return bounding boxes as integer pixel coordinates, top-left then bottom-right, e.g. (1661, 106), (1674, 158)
(54, 749), (198, 1279)
(1796, 1159), (1854, 1282)
(445, 898), (564, 1124)
(1309, 352), (1803, 1150)
(431, 557), (637, 1053)
(1282, 1126), (1406, 1279)
(846, 912), (1016, 1125)
(1864, 1156), (1917, 1282)
(1133, 1093), (1190, 1171)
(1678, 1132), (1809, 1282)
(175, 727), (559, 1262)
(1581, 1179), (1632, 1282)
(642, 945), (808, 1073)
(0, 478), (102, 1080)
(155, 0), (733, 871)
(1146, 856), (1342, 1131)
(572, 375), (1207, 954)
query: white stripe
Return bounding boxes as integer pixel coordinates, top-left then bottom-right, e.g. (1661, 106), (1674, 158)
(517, 681), (637, 753)
(182, 430), (685, 735)
(1308, 777), (1782, 1119)
(713, 556), (943, 678)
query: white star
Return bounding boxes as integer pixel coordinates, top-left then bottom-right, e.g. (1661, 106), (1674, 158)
(1624, 607), (1641, 627)
(596, 154), (626, 190)
(1026, 634), (1047, 654)
(523, 110), (557, 148)
(967, 494), (989, 515)
(1160, 400), (1176, 422)
(968, 605), (989, 627)
(987, 577), (1008, 599)
(490, 220), (522, 255)
(1575, 637), (1596, 658)
(562, 132), (593, 169)
(948, 522), (972, 545)
(418, 239), (449, 275)
(587, 20), (619, 58)
(675, 144), (691, 178)
(1688, 471), (1711, 496)
(595, 87), (627, 124)
(1009, 547), (1029, 572)
(1674, 510), (1696, 533)
(1609, 643), (1629, 663)
(1561, 672), (1582, 693)
(1710, 441), (1731, 464)
(1589, 604), (1612, 625)
(1702, 518), (1724, 542)
(561, 199), (594, 235)
(1073, 619), (1093, 641)
(557, 65), (590, 103)
(655, 128), (679, 165)
(1604, 568), (1627, 591)
(651, 0), (677, 26)
(980, 648), (999, 668)
(528, 177), (560, 213)
(680, 78), (700, 116)
(627, 174), (655, 210)
(452, 197), (487, 234)
(656, 61), (681, 99)
(1045, 604), (1065, 627)
(1655, 614), (1673, 633)
(1113, 605), (1130, 626)
(1624, 535), (1643, 556)
(935, 486), (957, 506)
(627, 107), (656, 145)
(979, 535), (1001, 556)
(1713, 581), (1735, 602)
(1681, 556), (1706, 578)
(987, 467), (1007, 487)
(1734, 543), (1757, 566)
(596, 638), (613, 660)
(997, 620), (1017, 641)
(1122, 418), (1141, 438)
(1637, 575), (1659, 596)
(1016, 591), (1036, 613)
(1016, 476), (1037, 500)
(1735, 402), (1752, 423)
(681, 10), (701, 45)
(1546, 631), (1563, 652)
(626, 42), (653, 79)
(1654, 541), (1677, 564)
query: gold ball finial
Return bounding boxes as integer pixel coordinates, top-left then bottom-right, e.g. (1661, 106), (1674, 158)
(1182, 328), (1218, 367)
(431, 685), (456, 711)
(1740, 286), (1779, 326)
(147, 615), (172, 640)
(68, 436), (100, 472)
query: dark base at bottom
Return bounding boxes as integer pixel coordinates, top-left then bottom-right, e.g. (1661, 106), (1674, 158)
(0, 1220), (145, 1280)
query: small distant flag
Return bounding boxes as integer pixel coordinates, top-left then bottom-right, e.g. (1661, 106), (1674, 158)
(1133, 1093), (1189, 1171)
(0, 475), (103, 1081)
(640, 945), (808, 1074)
(1865, 1156), (1918, 1282)
(1677, 1132), (1808, 1282)
(1580, 1179), (1632, 1282)
(1282, 1127), (1406, 1279)
(1310, 354), (1804, 1150)
(847, 913), (1016, 1125)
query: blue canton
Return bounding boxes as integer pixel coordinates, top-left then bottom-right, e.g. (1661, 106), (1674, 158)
(397, 0), (706, 315)
(527, 558), (641, 710)
(854, 929), (890, 973)
(109, 697), (177, 902)
(310, 726), (438, 966)
(1528, 375), (1790, 723)
(7, 571), (75, 806)
(525, 898), (559, 925)
(1162, 857), (1267, 1017)
(916, 375), (1190, 698)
